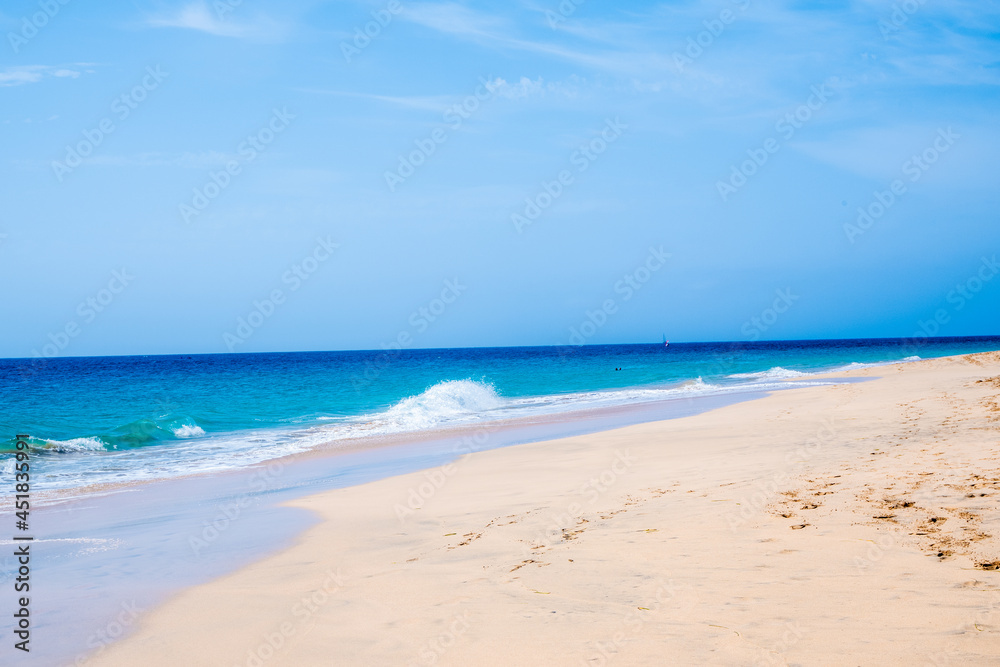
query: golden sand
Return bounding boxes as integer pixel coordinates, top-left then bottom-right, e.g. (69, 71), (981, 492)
(90, 352), (1000, 666)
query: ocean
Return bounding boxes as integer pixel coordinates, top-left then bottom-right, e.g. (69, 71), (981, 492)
(3, 336), (999, 493)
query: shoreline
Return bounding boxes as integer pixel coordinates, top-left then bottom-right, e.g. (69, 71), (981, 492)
(18, 376), (853, 509)
(12, 346), (938, 501)
(82, 351), (1000, 665)
(3, 374), (794, 666)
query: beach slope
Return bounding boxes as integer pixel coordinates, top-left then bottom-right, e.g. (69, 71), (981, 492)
(91, 352), (1000, 666)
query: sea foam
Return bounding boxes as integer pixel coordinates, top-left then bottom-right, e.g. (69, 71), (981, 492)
(172, 424), (206, 438)
(727, 366), (809, 380)
(41, 437), (107, 452)
(324, 380), (507, 439)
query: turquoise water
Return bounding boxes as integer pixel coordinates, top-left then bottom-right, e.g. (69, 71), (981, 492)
(2, 337), (998, 490)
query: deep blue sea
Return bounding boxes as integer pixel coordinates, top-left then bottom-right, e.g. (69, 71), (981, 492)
(2, 337), (999, 491)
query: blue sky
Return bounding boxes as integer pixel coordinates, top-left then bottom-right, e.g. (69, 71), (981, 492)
(2, 0), (998, 357)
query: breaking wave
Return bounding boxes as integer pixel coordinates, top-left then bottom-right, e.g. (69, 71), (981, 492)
(727, 366), (809, 380)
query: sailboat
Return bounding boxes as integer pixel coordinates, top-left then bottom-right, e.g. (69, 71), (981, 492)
(662, 334), (669, 347)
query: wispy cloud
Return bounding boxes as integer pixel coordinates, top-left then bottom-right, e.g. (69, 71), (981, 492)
(11, 151), (238, 173)
(399, 0), (1000, 103)
(791, 121), (999, 189)
(0, 65), (88, 87)
(401, 2), (672, 76)
(295, 88), (454, 112)
(146, 1), (287, 41)
(82, 152), (236, 169)
(402, 2), (506, 38)
(298, 76), (582, 112)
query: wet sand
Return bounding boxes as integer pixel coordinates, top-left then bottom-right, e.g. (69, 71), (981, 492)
(4, 383), (769, 666)
(89, 352), (1000, 665)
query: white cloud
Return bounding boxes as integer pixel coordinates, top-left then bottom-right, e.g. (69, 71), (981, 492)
(0, 65), (86, 87)
(401, 2), (655, 74)
(146, 1), (287, 41)
(399, 0), (1000, 110)
(402, 2), (506, 38)
(84, 152), (236, 169)
(295, 88), (453, 112)
(0, 68), (43, 86)
(299, 75), (582, 115)
(490, 76), (545, 99)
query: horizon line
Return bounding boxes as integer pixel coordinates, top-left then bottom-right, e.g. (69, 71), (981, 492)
(2, 333), (999, 362)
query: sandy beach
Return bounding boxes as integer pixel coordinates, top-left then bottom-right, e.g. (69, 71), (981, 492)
(87, 352), (1000, 666)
